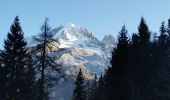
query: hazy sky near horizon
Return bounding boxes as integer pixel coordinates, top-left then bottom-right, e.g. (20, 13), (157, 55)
(0, 0), (170, 46)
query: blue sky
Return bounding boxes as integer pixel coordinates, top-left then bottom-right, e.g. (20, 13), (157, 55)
(0, 0), (170, 46)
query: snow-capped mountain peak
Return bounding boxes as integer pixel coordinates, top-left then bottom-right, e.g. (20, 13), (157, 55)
(30, 23), (114, 100)
(66, 23), (76, 28)
(102, 34), (115, 52)
(53, 23), (102, 50)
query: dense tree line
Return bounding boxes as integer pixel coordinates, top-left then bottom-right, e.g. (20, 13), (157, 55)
(94, 17), (170, 100)
(72, 17), (170, 100)
(1, 16), (170, 100)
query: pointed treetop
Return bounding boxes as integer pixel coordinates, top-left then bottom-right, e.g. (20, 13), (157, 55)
(15, 16), (19, 22)
(167, 19), (170, 36)
(94, 73), (97, 81)
(9, 16), (22, 35)
(78, 68), (83, 76)
(13, 16), (20, 27)
(138, 17), (149, 33)
(118, 25), (128, 42)
(138, 17), (150, 45)
(168, 18), (170, 29)
(160, 21), (166, 35)
(159, 21), (168, 44)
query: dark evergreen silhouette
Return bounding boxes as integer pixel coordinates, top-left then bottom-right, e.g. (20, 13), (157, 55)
(132, 17), (152, 99)
(150, 21), (170, 100)
(167, 19), (170, 37)
(138, 17), (150, 44)
(159, 22), (167, 46)
(72, 69), (86, 100)
(167, 19), (170, 48)
(97, 25), (130, 100)
(110, 25), (130, 100)
(0, 57), (7, 100)
(88, 74), (97, 100)
(96, 74), (105, 100)
(0, 16), (36, 100)
(86, 80), (91, 100)
(23, 54), (38, 100)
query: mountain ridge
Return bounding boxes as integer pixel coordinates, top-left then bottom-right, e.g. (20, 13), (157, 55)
(30, 23), (115, 100)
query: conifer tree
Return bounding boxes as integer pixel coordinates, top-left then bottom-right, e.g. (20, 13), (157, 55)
(166, 19), (170, 48)
(72, 69), (86, 100)
(0, 16), (35, 100)
(33, 18), (61, 100)
(0, 59), (7, 100)
(23, 54), (37, 100)
(135, 17), (152, 99)
(138, 17), (150, 46)
(156, 21), (168, 63)
(159, 22), (167, 46)
(111, 25), (130, 100)
(88, 74), (97, 100)
(98, 25), (130, 100)
(151, 21), (170, 100)
(167, 19), (170, 37)
(86, 80), (91, 100)
(96, 74), (105, 100)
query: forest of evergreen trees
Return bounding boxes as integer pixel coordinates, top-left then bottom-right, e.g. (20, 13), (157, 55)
(1, 16), (170, 100)
(73, 17), (170, 100)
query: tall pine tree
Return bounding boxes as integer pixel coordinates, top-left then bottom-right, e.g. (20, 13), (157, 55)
(33, 18), (61, 100)
(89, 74), (97, 100)
(134, 17), (151, 99)
(72, 69), (86, 100)
(98, 25), (130, 100)
(0, 16), (36, 100)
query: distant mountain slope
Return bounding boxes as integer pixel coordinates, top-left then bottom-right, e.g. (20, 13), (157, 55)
(30, 23), (115, 100)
